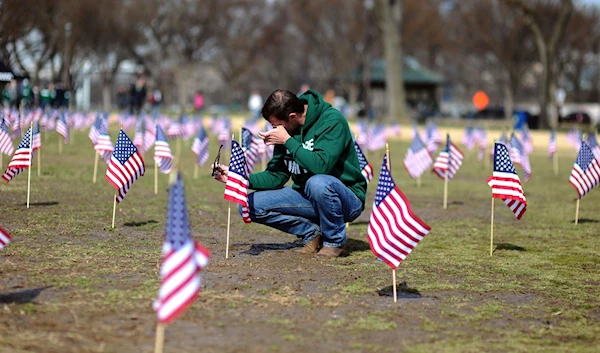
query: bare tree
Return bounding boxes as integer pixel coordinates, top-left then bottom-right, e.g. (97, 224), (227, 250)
(502, 0), (574, 129)
(456, 1), (536, 120)
(375, 0), (408, 123)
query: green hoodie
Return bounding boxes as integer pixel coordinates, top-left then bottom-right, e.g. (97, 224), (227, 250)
(248, 90), (367, 206)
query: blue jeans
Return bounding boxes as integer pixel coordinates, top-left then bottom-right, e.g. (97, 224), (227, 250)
(240, 175), (364, 247)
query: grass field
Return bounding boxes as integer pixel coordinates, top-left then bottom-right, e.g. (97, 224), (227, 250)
(0, 125), (599, 353)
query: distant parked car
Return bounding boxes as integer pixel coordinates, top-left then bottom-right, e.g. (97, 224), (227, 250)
(559, 112), (591, 125)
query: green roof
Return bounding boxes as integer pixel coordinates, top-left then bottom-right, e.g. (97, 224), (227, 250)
(349, 57), (444, 85)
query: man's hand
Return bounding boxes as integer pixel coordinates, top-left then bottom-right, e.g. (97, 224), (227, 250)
(258, 125), (290, 145)
(211, 163), (229, 183)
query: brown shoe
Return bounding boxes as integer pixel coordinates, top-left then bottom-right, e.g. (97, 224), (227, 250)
(316, 246), (344, 257)
(295, 234), (322, 254)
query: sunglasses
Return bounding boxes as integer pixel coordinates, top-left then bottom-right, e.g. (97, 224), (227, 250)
(211, 144), (224, 176)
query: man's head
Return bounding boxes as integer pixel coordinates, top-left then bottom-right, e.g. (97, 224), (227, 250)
(261, 89), (306, 132)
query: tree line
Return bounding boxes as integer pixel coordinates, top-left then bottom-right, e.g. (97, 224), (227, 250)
(0, 0), (597, 128)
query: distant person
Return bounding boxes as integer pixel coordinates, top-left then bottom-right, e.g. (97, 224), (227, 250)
(130, 76), (147, 114)
(116, 86), (129, 111)
(324, 89), (335, 105)
(6, 79), (18, 109)
(297, 83), (310, 97)
(40, 84), (53, 110)
(149, 89), (162, 116)
(21, 78), (32, 108)
(194, 90), (204, 112)
(248, 90), (263, 119)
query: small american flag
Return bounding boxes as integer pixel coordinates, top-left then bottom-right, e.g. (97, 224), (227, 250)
(462, 126), (475, 151)
(133, 119), (145, 154)
(475, 128), (487, 161)
(32, 122), (41, 151)
(426, 122), (442, 153)
(566, 128), (582, 152)
(56, 112), (69, 143)
(354, 141), (373, 183)
(143, 116), (156, 153)
(367, 124), (387, 152)
(0, 225), (12, 250)
(10, 111), (21, 139)
(367, 154), (431, 269)
(105, 129), (145, 203)
(154, 173), (210, 324)
(88, 114), (102, 145)
(2, 127), (32, 182)
(521, 128), (534, 154)
(0, 116), (14, 156)
(224, 140), (251, 223)
(510, 133), (531, 182)
(487, 143), (527, 219)
(154, 124), (174, 174)
(433, 134), (463, 180)
(569, 142), (600, 199)
(95, 122), (114, 163)
(404, 133), (433, 178)
(241, 127), (261, 174)
(585, 132), (600, 161)
(548, 129), (557, 158)
(218, 118), (231, 147)
(191, 125), (210, 166)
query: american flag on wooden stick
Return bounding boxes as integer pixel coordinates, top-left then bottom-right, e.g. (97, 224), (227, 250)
(367, 155), (431, 269)
(510, 133), (531, 182)
(569, 142), (600, 199)
(354, 141), (373, 183)
(105, 129), (145, 203)
(32, 122), (41, 151)
(95, 122), (114, 163)
(404, 132), (433, 178)
(487, 143), (527, 219)
(241, 127), (261, 175)
(89, 114), (102, 145)
(548, 130), (557, 158)
(56, 112), (69, 143)
(0, 225), (12, 250)
(585, 132), (600, 161)
(224, 140), (251, 223)
(2, 127), (32, 182)
(154, 124), (174, 174)
(0, 116), (14, 156)
(154, 173), (210, 324)
(433, 134), (463, 180)
(191, 125), (209, 166)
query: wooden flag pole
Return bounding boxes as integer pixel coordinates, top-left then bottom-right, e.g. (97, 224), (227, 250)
(37, 146), (41, 177)
(385, 143), (397, 303)
(1, 153), (3, 170)
(176, 138), (182, 164)
(225, 133), (234, 259)
(443, 171), (448, 209)
(154, 324), (165, 353)
(553, 152), (559, 176)
(575, 199), (580, 225)
(111, 193), (117, 229)
(26, 122), (33, 208)
(490, 197), (495, 256)
(58, 135), (62, 154)
(392, 269), (397, 303)
(416, 176), (421, 188)
(193, 164), (198, 179)
(154, 162), (158, 194)
(93, 152), (99, 183)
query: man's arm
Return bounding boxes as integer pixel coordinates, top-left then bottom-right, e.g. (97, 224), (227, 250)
(248, 146), (291, 190)
(283, 121), (348, 175)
